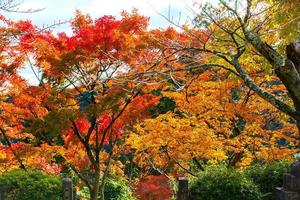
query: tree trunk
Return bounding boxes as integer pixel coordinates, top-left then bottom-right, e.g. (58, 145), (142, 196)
(90, 170), (101, 200)
(244, 31), (300, 120)
(99, 183), (105, 200)
(296, 119), (300, 138)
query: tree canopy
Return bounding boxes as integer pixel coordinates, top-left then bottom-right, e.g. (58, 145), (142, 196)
(0, 0), (299, 199)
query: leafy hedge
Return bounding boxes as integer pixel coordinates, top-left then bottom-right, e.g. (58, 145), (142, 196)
(0, 170), (62, 200)
(245, 161), (290, 200)
(104, 178), (135, 200)
(189, 161), (290, 200)
(78, 177), (135, 200)
(189, 167), (261, 200)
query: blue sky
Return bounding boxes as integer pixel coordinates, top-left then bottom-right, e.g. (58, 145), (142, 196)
(5, 0), (202, 84)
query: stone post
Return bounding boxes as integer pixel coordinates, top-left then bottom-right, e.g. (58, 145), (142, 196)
(177, 177), (188, 200)
(62, 178), (73, 200)
(275, 158), (300, 200)
(0, 184), (5, 200)
(0, 191), (4, 200)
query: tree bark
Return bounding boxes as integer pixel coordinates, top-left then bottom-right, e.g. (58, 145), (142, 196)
(99, 183), (105, 200)
(0, 128), (27, 170)
(242, 31), (300, 123)
(90, 169), (101, 200)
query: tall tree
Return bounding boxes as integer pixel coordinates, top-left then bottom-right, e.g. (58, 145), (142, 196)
(17, 10), (160, 200)
(126, 0), (300, 179)
(150, 0), (300, 134)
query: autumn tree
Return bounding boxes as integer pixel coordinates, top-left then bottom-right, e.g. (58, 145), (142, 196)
(128, 71), (297, 177)
(162, 0), (300, 131)
(0, 1), (66, 173)
(126, 0), (300, 179)
(15, 10), (161, 200)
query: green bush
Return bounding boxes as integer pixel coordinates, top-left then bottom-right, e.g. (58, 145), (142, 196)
(189, 167), (261, 200)
(245, 161), (290, 200)
(78, 177), (135, 200)
(104, 178), (135, 200)
(0, 170), (62, 200)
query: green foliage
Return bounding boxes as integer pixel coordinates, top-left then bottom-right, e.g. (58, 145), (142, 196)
(104, 178), (135, 200)
(189, 162), (291, 200)
(272, 0), (300, 43)
(78, 178), (135, 200)
(119, 152), (141, 180)
(0, 170), (62, 200)
(244, 160), (290, 200)
(189, 167), (261, 200)
(150, 96), (176, 117)
(59, 165), (80, 185)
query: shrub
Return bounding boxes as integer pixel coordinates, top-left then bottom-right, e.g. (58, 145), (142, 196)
(104, 178), (135, 200)
(134, 175), (172, 200)
(0, 170), (62, 200)
(78, 177), (135, 200)
(244, 160), (290, 200)
(189, 167), (261, 200)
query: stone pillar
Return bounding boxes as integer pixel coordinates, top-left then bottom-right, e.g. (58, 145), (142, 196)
(275, 159), (300, 200)
(0, 184), (5, 200)
(177, 177), (188, 200)
(62, 178), (73, 200)
(0, 191), (4, 200)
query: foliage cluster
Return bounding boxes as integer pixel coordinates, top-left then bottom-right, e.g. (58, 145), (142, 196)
(189, 167), (261, 200)
(134, 175), (172, 200)
(189, 161), (290, 200)
(77, 177), (135, 200)
(0, 170), (62, 200)
(245, 161), (290, 200)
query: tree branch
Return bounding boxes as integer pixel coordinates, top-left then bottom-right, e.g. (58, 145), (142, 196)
(0, 128), (27, 170)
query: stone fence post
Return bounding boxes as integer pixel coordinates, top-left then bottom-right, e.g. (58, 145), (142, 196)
(0, 191), (4, 200)
(177, 177), (188, 200)
(62, 178), (74, 200)
(0, 184), (6, 200)
(275, 158), (300, 200)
